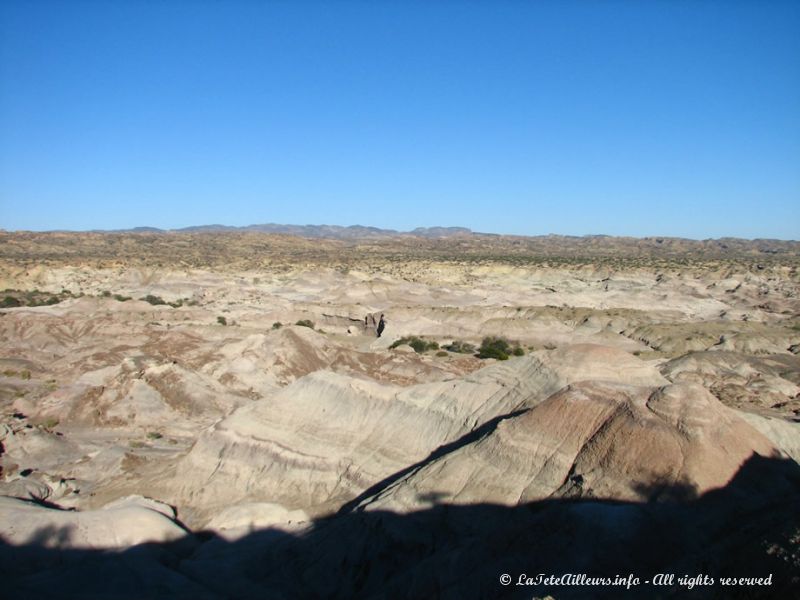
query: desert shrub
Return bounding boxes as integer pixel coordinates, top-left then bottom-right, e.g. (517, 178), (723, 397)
(272, 322), (283, 330)
(1, 296), (21, 308)
(477, 337), (512, 360)
(295, 319), (315, 328)
(167, 298), (191, 308)
(113, 294), (132, 302)
(141, 294), (167, 306)
(101, 290), (111, 297)
(477, 337), (524, 360)
(436, 350), (448, 357)
(390, 336), (439, 353)
(443, 340), (475, 354)
(217, 316), (227, 326)
(146, 431), (163, 440)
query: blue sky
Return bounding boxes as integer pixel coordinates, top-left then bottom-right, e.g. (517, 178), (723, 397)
(1, 1), (798, 239)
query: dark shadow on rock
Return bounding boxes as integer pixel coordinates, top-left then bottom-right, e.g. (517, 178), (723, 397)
(0, 454), (798, 600)
(26, 523), (75, 547)
(416, 491), (451, 503)
(632, 474), (699, 503)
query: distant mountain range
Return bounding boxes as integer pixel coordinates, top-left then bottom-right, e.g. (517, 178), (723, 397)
(5, 224), (793, 250)
(111, 224), (475, 239)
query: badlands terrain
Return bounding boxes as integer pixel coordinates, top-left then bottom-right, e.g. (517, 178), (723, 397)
(0, 230), (799, 599)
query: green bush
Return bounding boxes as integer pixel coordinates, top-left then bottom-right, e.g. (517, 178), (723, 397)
(272, 322), (283, 329)
(443, 340), (476, 354)
(1, 296), (21, 308)
(390, 336), (439, 353)
(146, 431), (163, 440)
(477, 337), (524, 360)
(141, 294), (167, 306)
(113, 294), (132, 302)
(217, 316), (227, 326)
(295, 319), (315, 328)
(477, 337), (511, 360)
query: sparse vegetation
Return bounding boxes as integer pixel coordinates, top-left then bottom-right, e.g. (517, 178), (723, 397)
(272, 322), (283, 329)
(217, 316), (227, 326)
(0, 289), (74, 308)
(477, 337), (524, 360)
(295, 319), (315, 328)
(390, 336), (440, 353)
(168, 298), (189, 308)
(443, 340), (476, 354)
(435, 350), (448, 357)
(146, 431), (163, 440)
(1, 296), (21, 308)
(141, 294), (168, 306)
(113, 294), (132, 302)
(1, 369), (33, 381)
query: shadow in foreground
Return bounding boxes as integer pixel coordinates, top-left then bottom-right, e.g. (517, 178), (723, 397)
(1, 454), (798, 600)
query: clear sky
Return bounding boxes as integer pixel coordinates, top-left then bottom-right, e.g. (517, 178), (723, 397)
(1, 1), (798, 239)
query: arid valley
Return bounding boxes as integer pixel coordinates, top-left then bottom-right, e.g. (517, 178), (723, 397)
(1, 230), (799, 599)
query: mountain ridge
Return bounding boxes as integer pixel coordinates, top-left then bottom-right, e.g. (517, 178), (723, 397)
(18, 223), (797, 245)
